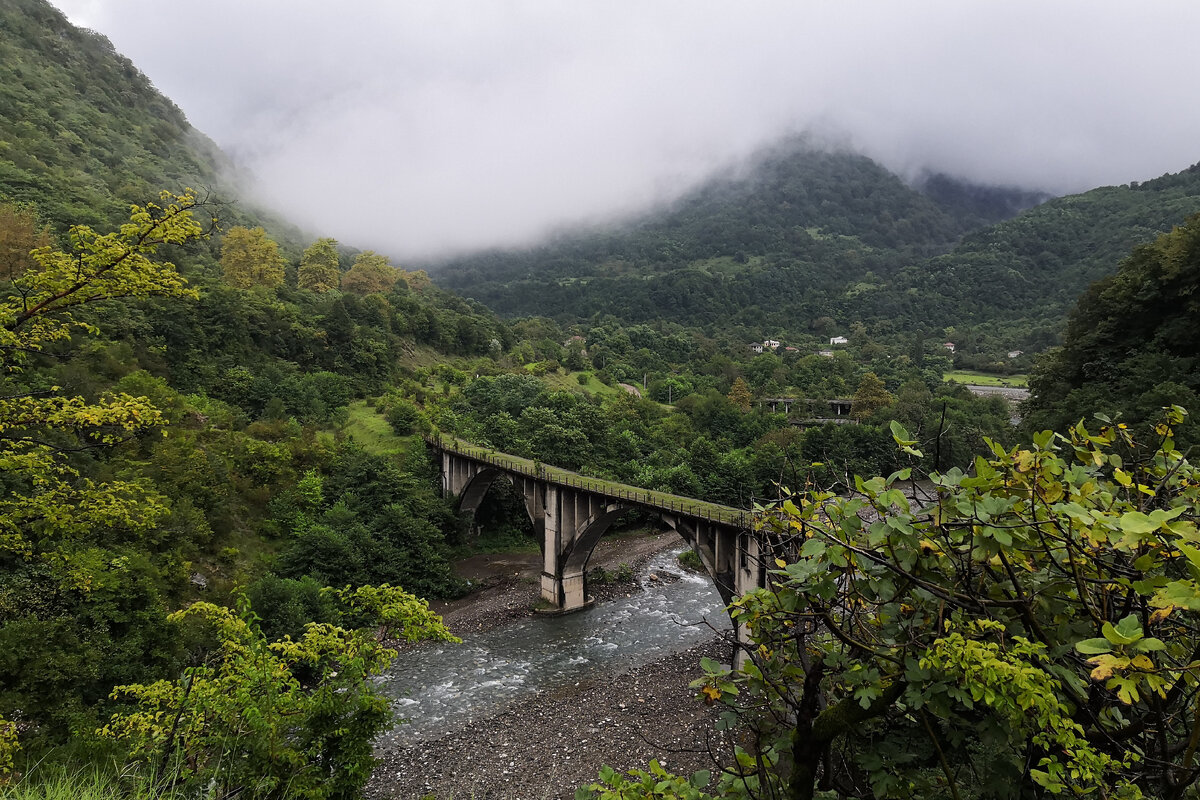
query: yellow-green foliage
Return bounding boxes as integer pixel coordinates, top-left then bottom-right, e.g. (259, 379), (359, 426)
(297, 237), (340, 293)
(0, 715), (16, 783)
(0, 193), (198, 565)
(0, 190), (203, 354)
(0, 191), (208, 750)
(219, 226), (285, 289)
(341, 250), (399, 296)
(101, 589), (457, 799)
(693, 408), (1200, 798)
(577, 761), (714, 800)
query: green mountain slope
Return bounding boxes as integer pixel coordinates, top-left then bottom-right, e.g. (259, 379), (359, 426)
(430, 138), (1043, 333)
(0, 0), (298, 242)
(869, 165), (1200, 340)
(1024, 211), (1200, 442)
(433, 138), (1200, 357)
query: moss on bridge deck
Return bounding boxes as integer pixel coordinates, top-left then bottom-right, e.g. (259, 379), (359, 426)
(437, 437), (750, 528)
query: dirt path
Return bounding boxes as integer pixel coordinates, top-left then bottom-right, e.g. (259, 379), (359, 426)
(368, 530), (732, 799)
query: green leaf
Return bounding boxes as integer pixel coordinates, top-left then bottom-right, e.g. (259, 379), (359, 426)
(1133, 553), (1157, 571)
(1102, 616), (1143, 646)
(889, 420), (914, 446)
(1178, 543), (1200, 571)
(1120, 511), (1158, 535)
(1074, 638), (1113, 655)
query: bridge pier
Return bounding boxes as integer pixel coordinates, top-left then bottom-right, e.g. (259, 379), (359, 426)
(541, 485), (631, 609)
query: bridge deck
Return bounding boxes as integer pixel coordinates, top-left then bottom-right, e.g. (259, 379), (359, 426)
(434, 437), (750, 529)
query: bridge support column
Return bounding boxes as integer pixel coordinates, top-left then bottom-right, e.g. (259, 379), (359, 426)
(541, 486), (563, 605)
(540, 486), (622, 611)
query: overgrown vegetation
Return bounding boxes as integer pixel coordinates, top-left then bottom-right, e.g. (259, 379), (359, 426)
(593, 409), (1200, 799)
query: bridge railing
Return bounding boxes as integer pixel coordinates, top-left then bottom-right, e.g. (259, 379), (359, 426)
(432, 435), (750, 529)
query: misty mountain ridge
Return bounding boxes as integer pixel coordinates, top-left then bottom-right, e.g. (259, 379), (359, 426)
(430, 134), (1200, 353)
(432, 136), (1046, 281)
(428, 138), (1051, 330)
(0, 0), (303, 248)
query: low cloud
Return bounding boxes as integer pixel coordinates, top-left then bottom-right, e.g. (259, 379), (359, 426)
(53, 1), (1200, 259)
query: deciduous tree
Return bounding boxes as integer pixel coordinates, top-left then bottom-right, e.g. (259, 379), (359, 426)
(220, 225), (285, 289)
(298, 236), (340, 293)
(102, 587), (458, 799)
(342, 250), (399, 295)
(694, 413), (1200, 799)
(727, 377), (752, 412)
(849, 370), (892, 419)
(0, 201), (51, 282)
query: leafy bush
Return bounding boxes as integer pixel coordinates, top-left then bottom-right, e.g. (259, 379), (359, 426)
(676, 549), (704, 572)
(695, 412), (1200, 798)
(100, 588), (458, 800)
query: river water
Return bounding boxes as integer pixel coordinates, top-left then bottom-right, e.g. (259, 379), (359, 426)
(377, 548), (730, 747)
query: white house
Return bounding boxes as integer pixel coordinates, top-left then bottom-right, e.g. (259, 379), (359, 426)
(749, 343), (764, 354)
(830, 336), (849, 346)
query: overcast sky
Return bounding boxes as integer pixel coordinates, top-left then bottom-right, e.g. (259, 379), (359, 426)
(49, 1), (1200, 259)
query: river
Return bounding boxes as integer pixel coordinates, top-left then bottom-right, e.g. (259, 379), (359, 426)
(376, 547), (730, 748)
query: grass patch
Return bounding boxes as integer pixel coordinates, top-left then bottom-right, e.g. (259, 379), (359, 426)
(1, 768), (178, 800)
(395, 342), (458, 370)
(541, 370), (623, 397)
(457, 528), (541, 556)
(588, 562), (635, 585)
(678, 549), (705, 572)
(340, 400), (412, 456)
(943, 370), (1028, 388)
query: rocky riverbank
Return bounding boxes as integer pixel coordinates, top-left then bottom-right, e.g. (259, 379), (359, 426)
(367, 530), (733, 800)
(367, 639), (729, 800)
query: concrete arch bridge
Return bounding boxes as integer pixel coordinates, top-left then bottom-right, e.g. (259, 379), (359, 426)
(432, 438), (765, 619)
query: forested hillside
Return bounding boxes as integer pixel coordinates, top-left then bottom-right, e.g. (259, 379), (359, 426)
(433, 139), (1043, 336)
(873, 163), (1200, 345)
(1024, 212), (1200, 443)
(432, 141), (1200, 361)
(0, 0), (296, 238)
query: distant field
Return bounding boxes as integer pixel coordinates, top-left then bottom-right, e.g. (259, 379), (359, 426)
(944, 370), (1029, 388)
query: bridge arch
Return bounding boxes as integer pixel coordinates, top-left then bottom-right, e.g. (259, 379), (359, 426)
(560, 503), (633, 575)
(446, 457), (548, 546)
(552, 504), (738, 610)
(457, 466), (508, 517)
